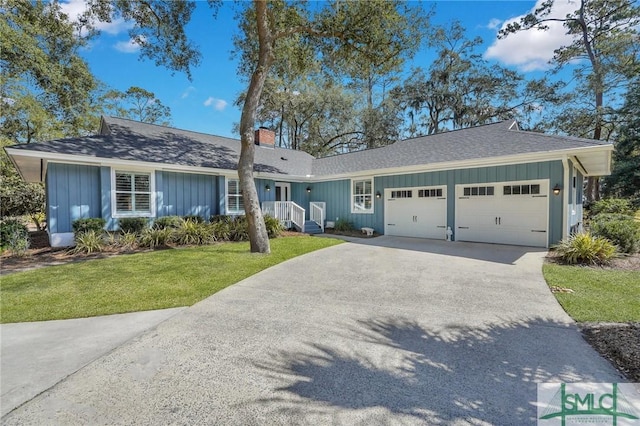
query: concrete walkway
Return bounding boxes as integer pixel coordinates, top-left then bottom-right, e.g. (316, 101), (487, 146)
(1, 237), (625, 425)
(1, 308), (185, 417)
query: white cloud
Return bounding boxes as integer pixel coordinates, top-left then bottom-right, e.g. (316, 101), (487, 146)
(114, 38), (141, 53)
(59, 0), (132, 35)
(203, 97), (228, 111)
(181, 86), (196, 99)
(486, 18), (502, 30)
(484, 0), (579, 72)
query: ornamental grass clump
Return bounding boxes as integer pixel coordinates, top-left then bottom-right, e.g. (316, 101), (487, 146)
(72, 230), (104, 254)
(553, 232), (617, 265)
(174, 220), (214, 245)
(139, 227), (173, 249)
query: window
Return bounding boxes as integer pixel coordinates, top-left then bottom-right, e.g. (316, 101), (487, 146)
(114, 171), (153, 216)
(503, 184), (540, 196)
(418, 188), (443, 198)
(227, 178), (244, 214)
(463, 186), (494, 196)
(352, 178), (373, 213)
(391, 190), (412, 198)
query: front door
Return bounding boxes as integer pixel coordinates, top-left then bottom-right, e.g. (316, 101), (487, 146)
(275, 182), (291, 202)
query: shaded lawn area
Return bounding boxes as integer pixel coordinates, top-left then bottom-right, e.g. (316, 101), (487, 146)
(543, 264), (640, 322)
(1, 236), (342, 323)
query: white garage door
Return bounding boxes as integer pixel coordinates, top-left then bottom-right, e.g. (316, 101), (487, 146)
(385, 186), (447, 239)
(455, 180), (548, 247)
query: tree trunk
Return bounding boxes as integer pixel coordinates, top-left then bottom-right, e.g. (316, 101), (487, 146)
(237, 0), (273, 254)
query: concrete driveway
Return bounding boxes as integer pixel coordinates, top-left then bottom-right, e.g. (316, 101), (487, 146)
(2, 237), (623, 425)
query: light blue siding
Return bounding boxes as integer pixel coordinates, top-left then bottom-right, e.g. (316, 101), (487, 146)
(158, 171), (218, 219)
(302, 160), (565, 245)
(47, 163), (101, 234)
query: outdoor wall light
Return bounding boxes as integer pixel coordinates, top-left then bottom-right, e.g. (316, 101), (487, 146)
(553, 184), (562, 195)
(306, 186), (312, 193)
(376, 191), (381, 199)
(265, 184), (271, 192)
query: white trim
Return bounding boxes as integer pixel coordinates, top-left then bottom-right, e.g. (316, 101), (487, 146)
(351, 177), (374, 214)
(561, 157), (570, 240)
(111, 168), (156, 218)
(5, 143), (613, 183)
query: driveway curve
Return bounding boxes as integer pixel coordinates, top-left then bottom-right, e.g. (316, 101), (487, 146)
(3, 237), (622, 425)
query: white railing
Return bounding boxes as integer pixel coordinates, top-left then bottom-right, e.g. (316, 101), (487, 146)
(262, 201), (305, 232)
(310, 202), (325, 233)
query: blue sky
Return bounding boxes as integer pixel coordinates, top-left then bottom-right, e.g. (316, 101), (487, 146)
(60, 0), (579, 138)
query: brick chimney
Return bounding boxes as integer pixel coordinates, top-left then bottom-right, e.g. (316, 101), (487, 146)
(254, 127), (275, 148)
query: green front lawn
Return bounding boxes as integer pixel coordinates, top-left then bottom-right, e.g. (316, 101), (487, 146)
(0, 236), (342, 323)
(543, 264), (640, 322)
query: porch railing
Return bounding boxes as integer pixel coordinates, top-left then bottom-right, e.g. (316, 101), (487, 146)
(262, 201), (305, 232)
(310, 201), (325, 233)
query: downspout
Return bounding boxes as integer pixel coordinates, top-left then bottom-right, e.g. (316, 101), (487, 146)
(561, 156), (570, 240)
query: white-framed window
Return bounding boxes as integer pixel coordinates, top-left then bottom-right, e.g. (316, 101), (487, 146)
(226, 178), (244, 214)
(351, 177), (373, 213)
(112, 170), (154, 217)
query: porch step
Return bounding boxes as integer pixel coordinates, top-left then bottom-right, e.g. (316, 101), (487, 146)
(303, 220), (323, 234)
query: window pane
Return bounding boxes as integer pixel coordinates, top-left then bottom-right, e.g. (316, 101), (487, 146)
(531, 184), (540, 194)
(228, 179), (239, 195)
(521, 185), (530, 195)
(116, 173), (132, 191)
(135, 174), (150, 192)
(471, 187), (478, 196)
(487, 187), (494, 196)
(364, 180), (372, 194)
(135, 194), (151, 212)
(479, 187), (486, 196)
(503, 186), (511, 195)
(512, 185), (521, 195)
(364, 195), (372, 210)
(116, 193), (132, 212)
(464, 187), (470, 196)
(437, 189), (443, 197)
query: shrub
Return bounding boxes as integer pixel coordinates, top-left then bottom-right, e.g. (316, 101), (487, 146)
(334, 218), (354, 232)
(553, 232), (617, 265)
(153, 216), (183, 230)
(210, 214), (229, 223)
(119, 231), (139, 250)
(118, 217), (148, 234)
(72, 218), (106, 235)
(174, 220), (214, 245)
(264, 215), (283, 238)
(1, 219), (30, 256)
(139, 228), (173, 249)
(589, 198), (635, 217)
(183, 215), (204, 223)
(591, 215), (640, 254)
(72, 230), (104, 254)
(229, 216), (249, 241)
(211, 218), (232, 241)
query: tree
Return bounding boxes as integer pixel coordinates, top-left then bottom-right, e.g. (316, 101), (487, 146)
(0, 0), (100, 143)
(603, 82), (640, 203)
(103, 86), (172, 125)
(499, 0), (640, 201)
(392, 21), (565, 137)
(0, 138), (45, 229)
(80, 0), (432, 253)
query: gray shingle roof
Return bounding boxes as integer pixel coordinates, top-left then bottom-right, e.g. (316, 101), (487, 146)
(10, 116), (314, 176)
(8, 117), (611, 179)
(312, 120), (611, 176)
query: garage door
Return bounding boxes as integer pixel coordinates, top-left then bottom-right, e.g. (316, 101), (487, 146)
(455, 180), (548, 247)
(385, 186), (447, 239)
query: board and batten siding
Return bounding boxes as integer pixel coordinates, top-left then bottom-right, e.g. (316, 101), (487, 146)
(302, 160), (564, 245)
(47, 162), (101, 234)
(157, 171), (218, 219)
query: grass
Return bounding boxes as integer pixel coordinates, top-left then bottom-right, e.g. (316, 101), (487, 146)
(543, 263), (640, 322)
(0, 236), (342, 323)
